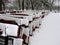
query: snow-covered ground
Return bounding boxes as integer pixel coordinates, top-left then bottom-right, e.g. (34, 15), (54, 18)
(29, 12), (60, 45)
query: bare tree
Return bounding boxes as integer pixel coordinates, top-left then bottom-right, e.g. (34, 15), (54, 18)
(3, 0), (55, 10)
(30, 0), (36, 10)
(0, 0), (5, 11)
(18, 0), (21, 10)
(22, 0), (24, 10)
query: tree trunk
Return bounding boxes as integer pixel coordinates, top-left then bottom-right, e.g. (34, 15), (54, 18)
(30, 0), (34, 10)
(22, 0), (24, 10)
(0, 0), (3, 11)
(18, 0), (21, 10)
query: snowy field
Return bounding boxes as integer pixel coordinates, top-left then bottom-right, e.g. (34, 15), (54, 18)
(29, 12), (60, 45)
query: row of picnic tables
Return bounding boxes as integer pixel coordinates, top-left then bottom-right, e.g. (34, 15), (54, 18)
(0, 10), (49, 45)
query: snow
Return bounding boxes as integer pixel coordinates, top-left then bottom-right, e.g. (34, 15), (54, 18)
(6, 24), (18, 36)
(29, 12), (60, 45)
(0, 23), (18, 36)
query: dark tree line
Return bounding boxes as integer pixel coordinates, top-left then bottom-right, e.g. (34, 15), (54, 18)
(0, 0), (55, 10)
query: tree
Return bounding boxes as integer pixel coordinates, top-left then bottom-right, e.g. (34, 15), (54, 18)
(30, 0), (35, 10)
(0, 0), (5, 11)
(22, 0), (24, 10)
(18, 0), (21, 10)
